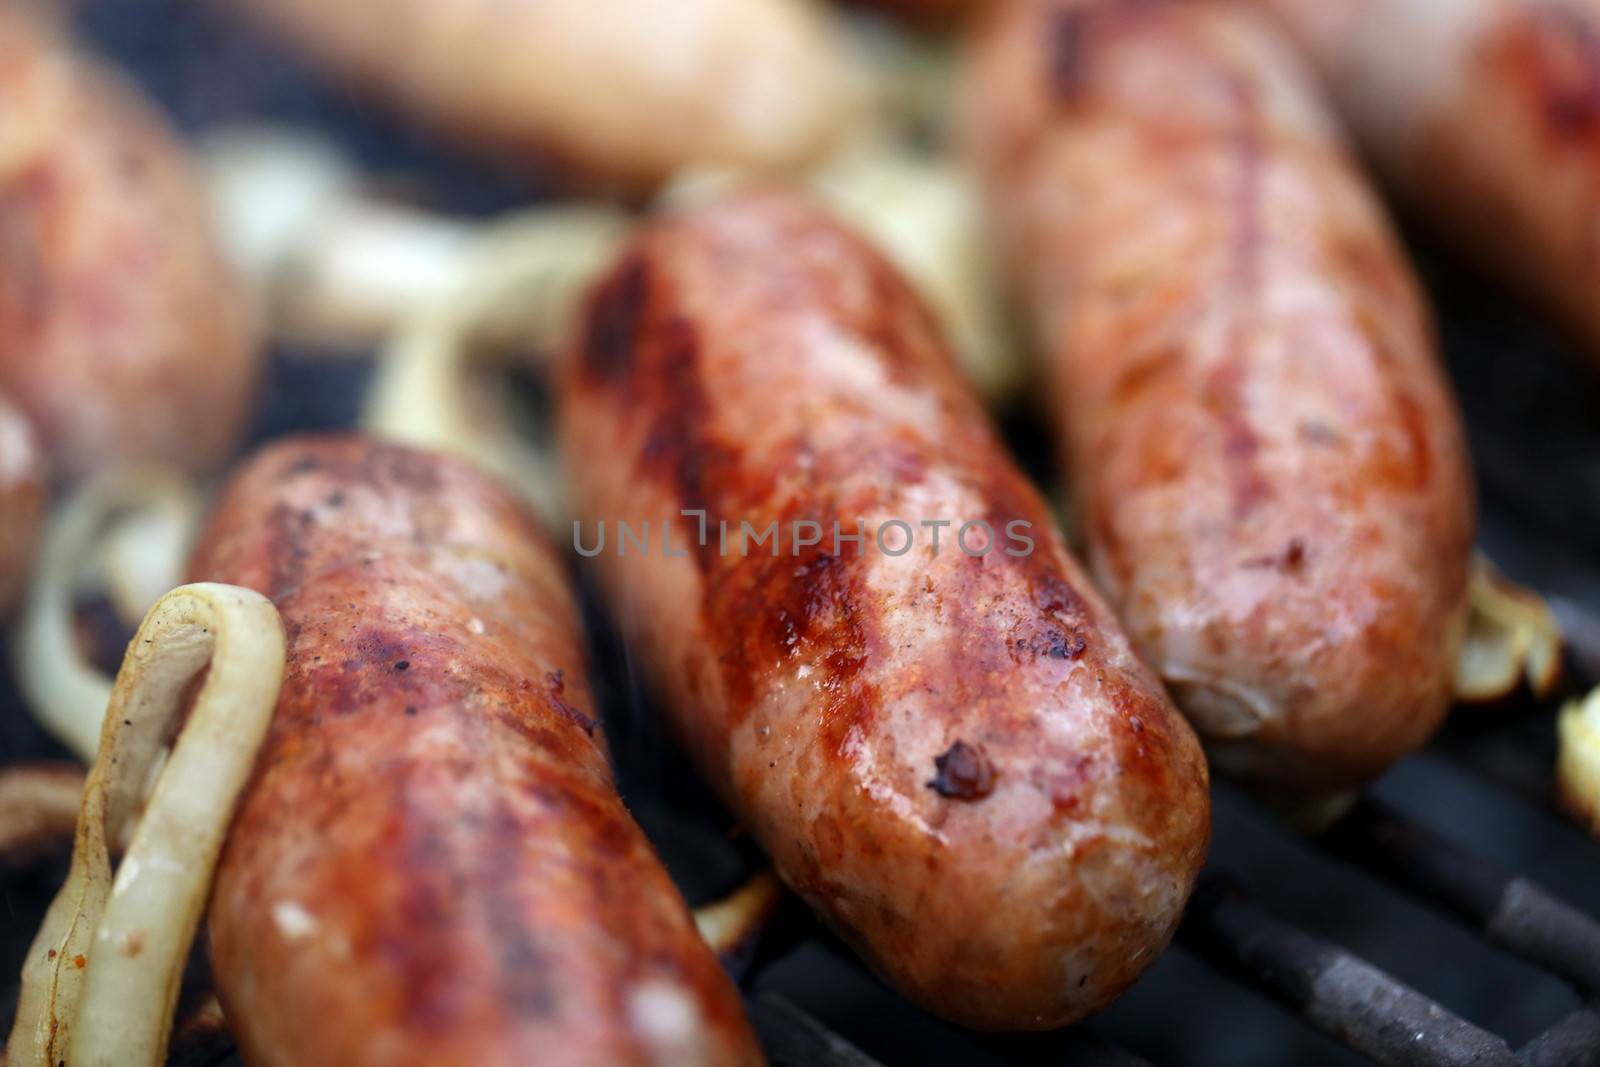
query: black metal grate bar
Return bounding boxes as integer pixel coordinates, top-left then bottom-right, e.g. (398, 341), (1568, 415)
(1180, 874), (1519, 1067)
(1319, 798), (1600, 995)
(748, 994), (890, 1067)
(1517, 1004), (1600, 1067)
(1435, 724), (1558, 816)
(978, 1027), (1158, 1066)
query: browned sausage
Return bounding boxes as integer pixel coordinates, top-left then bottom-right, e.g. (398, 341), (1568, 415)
(186, 436), (761, 1067)
(1252, 0), (1600, 369)
(962, 0), (1475, 788)
(558, 191), (1210, 1030)
(0, 4), (257, 478)
(0, 395), (44, 616)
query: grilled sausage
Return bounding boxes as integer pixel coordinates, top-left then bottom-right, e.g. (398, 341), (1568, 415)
(0, 395), (44, 616)
(228, 0), (860, 191)
(1251, 0), (1600, 368)
(963, 0), (1475, 788)
(0, 3), (257, 478)
(186, 437), (761, 1067)
(558, 191), (1210, 1030)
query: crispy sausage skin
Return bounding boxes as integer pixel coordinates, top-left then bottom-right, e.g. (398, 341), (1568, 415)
(558, 191), (1210, 1030)
(0, 4), (257, 478)
(186, 437), (761, 1067)
(0, 396), (44, 616)
(229, 0), (859, 191)
(1253, 0), (1600, 367)
(963, 0), (1475, 789)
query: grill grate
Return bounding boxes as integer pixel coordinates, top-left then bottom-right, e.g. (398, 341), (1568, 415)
(1, 2), (1598, 1065)
(720, 732), (1600, 1067)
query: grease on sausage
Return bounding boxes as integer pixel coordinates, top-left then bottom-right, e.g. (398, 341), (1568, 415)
(187, 437), (761, 1067)
(559, 191), (1209, 1030)
(963, 0), (1475, 788)
(1255, 0), (1600, 367)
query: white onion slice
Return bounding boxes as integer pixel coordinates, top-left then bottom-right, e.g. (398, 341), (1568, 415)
(12, 469), (200, 761)
(693, 869), (783, 962)
(5, 583), (284, 1067)
(362, 206), (628, 526)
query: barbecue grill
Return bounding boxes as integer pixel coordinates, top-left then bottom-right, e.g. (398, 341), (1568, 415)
(3, 2), (1599, 1064)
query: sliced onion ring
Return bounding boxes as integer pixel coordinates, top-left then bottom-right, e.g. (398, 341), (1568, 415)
(12, 468), (200, 761)
(362, 206), (628, 525)
(5, 583), (284, 1067)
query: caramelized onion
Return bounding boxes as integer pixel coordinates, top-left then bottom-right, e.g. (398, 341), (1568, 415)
(693, 869), (784, 965)
(1558, 687), (1600, 837)
(1454, 554), (1564, 705)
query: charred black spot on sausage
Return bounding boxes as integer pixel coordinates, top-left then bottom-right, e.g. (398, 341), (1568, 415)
(1049, 8), (1091, 102)
(1512, 4), (1600, 138)
(1283, 538), (1306, 569)
(711, 496), (879, 742)
(927, 741), (997, 801)
(545, 669), (599, 736)
(1049, 629), (1089, 660)
(1244, 537), (1308, 572)
(1034, 573), (1087, 619)
(633, 314), (740, 562)
(1012, 624), (1088, 661)
(480, 798), (560, 1020)
(580, 253), (651, 381)
(1299, 420), (1343, 447)
(1047, 0), (1161, 104)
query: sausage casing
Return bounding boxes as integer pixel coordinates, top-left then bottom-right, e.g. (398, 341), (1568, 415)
(0, 395), (44, 616)
(229, 0), (858, 191)
(1254, 0), (1600, 367)
(0, 5), (257, 478)
(963, 0), (1475, 788)
(558, 191), (1210, 1030)
(186, 437), (761, 1067)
